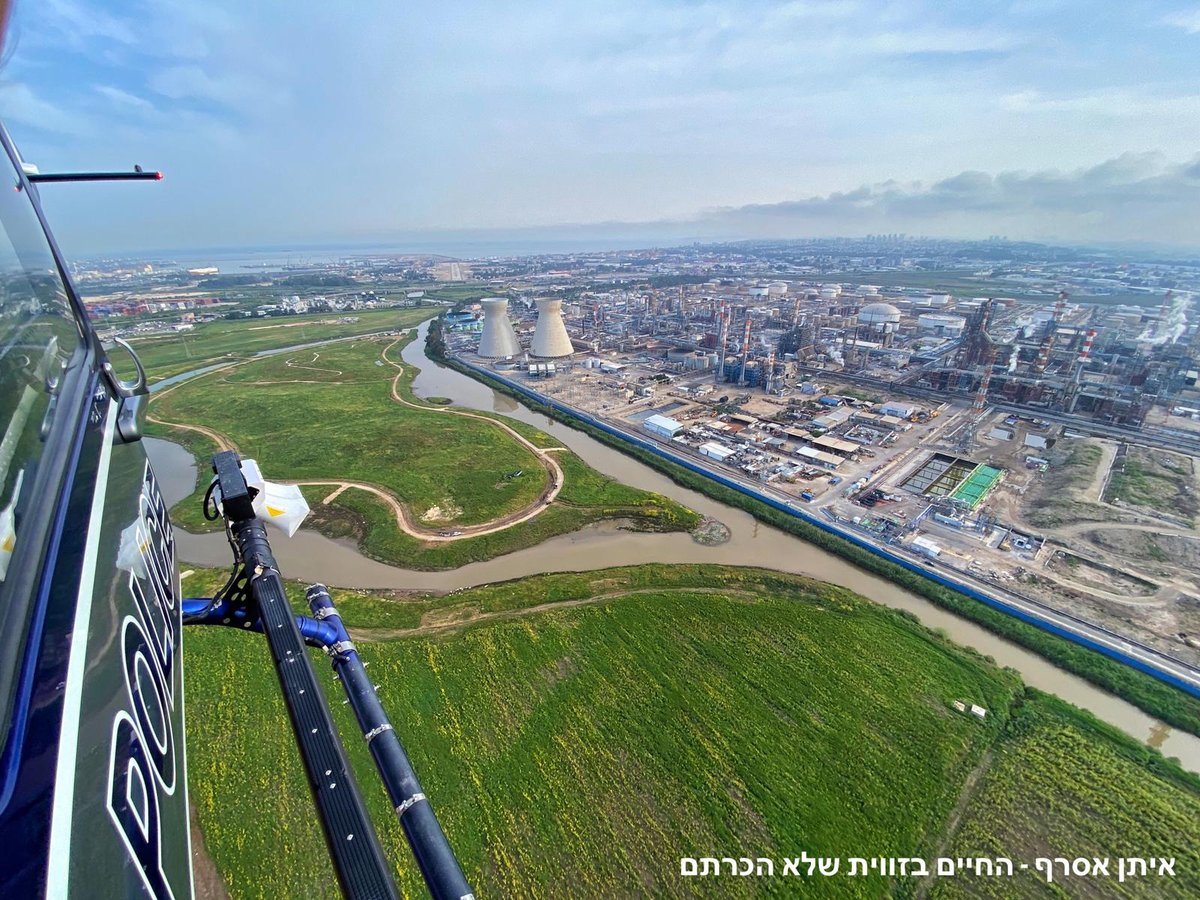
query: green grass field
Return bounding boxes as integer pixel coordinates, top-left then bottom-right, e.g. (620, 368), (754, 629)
(933, 692), (1200, 899)
(181, 565), (1200, 898)
(153, 337), (546, 526)
(148, 331), (697, 567)
(313, 450), (697, 569)
(128, 306), (441, 383)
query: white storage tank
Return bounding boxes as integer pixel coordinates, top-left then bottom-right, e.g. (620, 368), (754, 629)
(917, 313), (967, 338)
(858, 302), (902, 326)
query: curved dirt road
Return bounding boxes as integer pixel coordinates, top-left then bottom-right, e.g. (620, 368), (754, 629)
(148, 336), (566, 543)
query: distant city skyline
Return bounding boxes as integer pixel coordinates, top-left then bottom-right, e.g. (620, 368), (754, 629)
(4, 1), (1200, 255)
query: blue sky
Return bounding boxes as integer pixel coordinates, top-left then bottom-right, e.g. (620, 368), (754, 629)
(3, 0), (1200, 254)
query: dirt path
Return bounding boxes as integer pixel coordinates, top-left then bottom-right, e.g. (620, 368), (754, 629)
(285, 351), (343, 377)
(1053, 518), (1200, 540)
(190, 805), (230, 900)
(914, 748), (996, 899)
(145, 413), (237, 453)
(1085, 440), (1119, 503)
(352, 586), (760, 641)
(148, 335), (566, 543)
(1032, 563), (1169, 607)
(322, 484), (350, 504)
(372, 336), (566, 539)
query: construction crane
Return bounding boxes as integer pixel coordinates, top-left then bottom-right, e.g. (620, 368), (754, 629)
(974, 343), (998, 413)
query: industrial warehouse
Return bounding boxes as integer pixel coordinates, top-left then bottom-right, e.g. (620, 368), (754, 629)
(441, 276), (1200, 668)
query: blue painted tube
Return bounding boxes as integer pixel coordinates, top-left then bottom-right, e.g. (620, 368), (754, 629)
(458, 358), (1200, 700)
(182, 596), (339, 648)
(306, 585), (473, 900)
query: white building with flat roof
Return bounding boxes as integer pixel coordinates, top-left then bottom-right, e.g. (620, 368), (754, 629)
(643, 414), (684, 438)
(699, 441), (737, 461)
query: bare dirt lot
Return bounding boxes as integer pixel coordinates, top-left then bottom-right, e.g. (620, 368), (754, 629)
(1104, 445), (1198, 526)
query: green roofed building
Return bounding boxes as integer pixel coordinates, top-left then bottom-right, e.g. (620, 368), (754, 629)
(950, 464), (1004, 509)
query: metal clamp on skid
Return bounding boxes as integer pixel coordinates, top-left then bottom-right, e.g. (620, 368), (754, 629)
(306, 583), (474, 900)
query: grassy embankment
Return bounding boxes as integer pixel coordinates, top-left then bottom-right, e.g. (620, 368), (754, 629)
(182, 564), (1200, 898)
(148, 332), (697, 569)
(428, 326), (1200, 737)
(130, 305), (442, 383)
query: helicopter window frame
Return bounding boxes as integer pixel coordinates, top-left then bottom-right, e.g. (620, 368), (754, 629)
(0, 128), (96, 769)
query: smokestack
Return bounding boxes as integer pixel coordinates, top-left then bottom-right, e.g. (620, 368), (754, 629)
(739, 317), (752, 385)
(716, 302), (729, 383)
(1079, 328), (1097, 361)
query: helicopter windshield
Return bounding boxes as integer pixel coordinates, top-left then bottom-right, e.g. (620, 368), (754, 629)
(0, 143), (87, 760)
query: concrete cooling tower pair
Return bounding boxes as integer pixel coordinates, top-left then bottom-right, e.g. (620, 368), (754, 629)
(477, 298), (521, 358)
(530, 298), (573, 358)
(477, 297), (573, 359)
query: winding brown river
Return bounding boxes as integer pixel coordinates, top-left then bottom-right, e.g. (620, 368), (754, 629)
(150, 320), (1200, 770)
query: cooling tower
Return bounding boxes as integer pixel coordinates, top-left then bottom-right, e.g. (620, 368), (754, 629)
(477, 298), (521, 358)
(530, 298), (573, 358)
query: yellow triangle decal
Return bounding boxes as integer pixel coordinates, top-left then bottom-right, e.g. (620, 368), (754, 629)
(267, 505), (285, 517)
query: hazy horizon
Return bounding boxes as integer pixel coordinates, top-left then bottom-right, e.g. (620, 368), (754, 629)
(73, 229), (1200, 266)
(5, 2), (1200, 256)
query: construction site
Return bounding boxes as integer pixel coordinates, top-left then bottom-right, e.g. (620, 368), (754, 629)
(443, 280), (1200, 664)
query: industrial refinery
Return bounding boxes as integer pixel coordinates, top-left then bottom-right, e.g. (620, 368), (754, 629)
(457, 279), (1199, 435)
(445, 260), (1200, 668)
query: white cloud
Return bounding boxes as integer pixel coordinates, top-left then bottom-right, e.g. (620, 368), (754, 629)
(148, 64), (290, 115)
(94, 84), (156, 112)
(7, 1), (1200, 251)
(0, 82), (92, 136)
(701, 152), (1200, 245)
(42, 0), (137, 46)
(1162, 8), (1200, 33)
